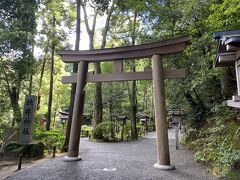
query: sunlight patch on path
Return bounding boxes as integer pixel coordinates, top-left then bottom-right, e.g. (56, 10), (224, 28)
(103, 168), (117, 172)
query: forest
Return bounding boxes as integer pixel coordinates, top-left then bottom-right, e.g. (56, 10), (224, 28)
(0, 0), (240, 178)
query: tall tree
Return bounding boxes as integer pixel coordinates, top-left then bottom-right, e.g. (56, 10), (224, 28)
(37, 0), (74, 130)
(110, 2), (141, 140)
(0, 0), (38, 126)
(63, 0), (82, 152)
(46, 15), (56, 131)
(129, 12), (138, 140)
(82, 1), (100, 129)
(36, 38), (50, 110)
(82, 0), (115, 129)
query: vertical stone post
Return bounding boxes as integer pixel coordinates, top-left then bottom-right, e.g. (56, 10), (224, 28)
(172, 113), (181, 150)
(152, 55), (175, 170)
(175, 124), (179, 150)
(63, 61), (88, 161)
(19, 95), (37, 144)
(235, 60), (240, 96)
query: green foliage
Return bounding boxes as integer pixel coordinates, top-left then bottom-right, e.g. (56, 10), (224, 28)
(33, 126), (64, 154)
(36, 57), (70, 115)
(92, 121), (142, 142)
(81, 125), (92, 137)
(136, 123), (142, 135)
(0, 121), (15, 153)
(81, 125), (92, 132)
(92, 121), (120, 142)
(4, 142), (44, 158)
(208, 0), (240, 31)
(0, 0), (38, 125)
(123, 121), (131, 138)
(182, 118), (240, 176)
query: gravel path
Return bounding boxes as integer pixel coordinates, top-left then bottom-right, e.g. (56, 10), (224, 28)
(4, 129), (218, 180)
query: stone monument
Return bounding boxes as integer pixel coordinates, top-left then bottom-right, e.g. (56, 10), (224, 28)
(4, 95), (44, 158)
(19, 95), (37, 144)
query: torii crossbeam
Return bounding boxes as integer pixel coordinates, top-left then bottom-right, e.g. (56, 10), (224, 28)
(58, 36), (190, 170)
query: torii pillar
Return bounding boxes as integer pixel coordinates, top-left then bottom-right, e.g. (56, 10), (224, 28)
(152, 55), (175, 170)
(63, 61), (88, 161)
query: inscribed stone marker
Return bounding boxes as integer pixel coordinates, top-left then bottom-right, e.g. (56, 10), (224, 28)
(19, 95), (37, 144)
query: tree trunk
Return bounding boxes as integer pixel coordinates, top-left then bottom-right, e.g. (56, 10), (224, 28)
(3, 69), (21, 126)
(10, 87), (21, 126)
(93, 62), (102, 129)
(11, 103), (21, 126)
(108, 82), (115, 140)
(62, 0), (81, 152)
(37, 38), (50, 110)
(28, 41), (35, 95)
(29, 74), (33, 95)
(130, 76), (138, 140)
(109, 82), (113, 122)
(143, 83), (147, 111)
(150, 85), (155, 131)
(220, 68), (236, 99)
(46, 16), (56, 131)
(130, 12), (138, 140)
(82, 3), (100, 129)
(82, 2), (114, 129)
(184, 89), (208, 128)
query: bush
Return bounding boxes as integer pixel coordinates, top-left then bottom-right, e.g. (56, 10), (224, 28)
(4, 142), (44, 158)
(81, 125), (92, 137)
(33, 126), (65, 154)
(182, 120), (240, 177)
(123, 121), (131, 138)
(136, 123), (142, 136)
(0, 122), (18, 157)
(82, 125), (92, 132)
(92, 121), (120, 142)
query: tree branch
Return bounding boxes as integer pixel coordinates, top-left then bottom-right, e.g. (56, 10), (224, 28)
(92, 8), (98, 35)
(3, 68), (12, 103)
(101, 0), (115, 49)
(82, 2), (91, 35)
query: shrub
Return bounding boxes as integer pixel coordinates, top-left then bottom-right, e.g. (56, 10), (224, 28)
(33, 126), (65, 154)
(92, 121), (120, 142)
(123, 121), (131, 138)
(81, 125), (92, 137)
(81, 125), (92, 132)
(182, 120), (240, 177)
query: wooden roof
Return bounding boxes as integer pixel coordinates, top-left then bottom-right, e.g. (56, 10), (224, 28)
(225, 37), (240, 47)
(58, 36), (190, 63)
(213, 30), (240, 108)
(213, 30), (240, 67)
(213, 30), (240, 39)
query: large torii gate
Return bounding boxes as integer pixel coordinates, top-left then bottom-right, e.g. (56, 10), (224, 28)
(58, 36), (190, 170)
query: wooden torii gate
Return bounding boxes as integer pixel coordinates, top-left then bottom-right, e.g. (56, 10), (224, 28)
(58, 36), (190, 170)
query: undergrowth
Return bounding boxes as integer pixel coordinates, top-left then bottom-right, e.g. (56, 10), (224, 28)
(181, 104), (240, 178)
(33, 126), (65, 155)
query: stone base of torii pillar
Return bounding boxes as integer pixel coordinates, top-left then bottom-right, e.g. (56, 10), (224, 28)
(153, 163), (175, 170)
(63, 156), (82, 162)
